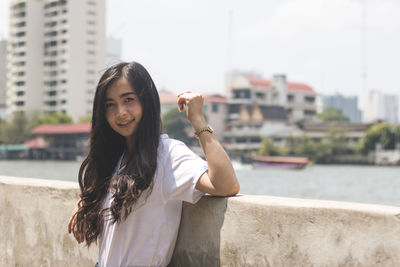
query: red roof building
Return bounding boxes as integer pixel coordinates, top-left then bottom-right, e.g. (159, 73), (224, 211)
(32, 122), (91, 134)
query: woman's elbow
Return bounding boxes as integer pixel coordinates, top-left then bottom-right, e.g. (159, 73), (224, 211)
(221, 181), (240, 197)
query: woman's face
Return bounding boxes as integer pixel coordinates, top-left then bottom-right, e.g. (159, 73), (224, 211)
(105, 77), (143, 139)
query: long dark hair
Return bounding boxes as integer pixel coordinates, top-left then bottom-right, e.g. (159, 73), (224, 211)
(75, 62), (161, 246)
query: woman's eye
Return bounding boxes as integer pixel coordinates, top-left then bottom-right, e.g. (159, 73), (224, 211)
(105, 103), (114, 108)
(125, 97), (134, 103)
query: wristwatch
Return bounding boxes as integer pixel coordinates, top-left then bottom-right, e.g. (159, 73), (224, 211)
(194, 125), (214, 138)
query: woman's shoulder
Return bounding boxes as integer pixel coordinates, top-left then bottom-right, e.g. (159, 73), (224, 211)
(159, 134), (185, 148)
(158, 134), (189, 157)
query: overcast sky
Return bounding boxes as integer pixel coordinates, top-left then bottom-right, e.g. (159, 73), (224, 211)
(1, 0), (399, 97)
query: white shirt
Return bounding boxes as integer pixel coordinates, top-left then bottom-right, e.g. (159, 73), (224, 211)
(98, 134), (208, 267)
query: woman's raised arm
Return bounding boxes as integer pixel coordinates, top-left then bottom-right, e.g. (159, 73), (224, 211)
(177, 91), (240, 196)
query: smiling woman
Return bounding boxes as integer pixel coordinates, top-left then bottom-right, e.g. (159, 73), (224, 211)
(68, 61), (239, 267)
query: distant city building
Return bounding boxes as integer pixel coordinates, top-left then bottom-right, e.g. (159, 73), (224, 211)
(221, 72), (317, 153)
(322, 94), (362, 123)
(6, 0), (106, 121)
(106, 37), (122, 67)
(362, 90), (398, 124)
(227, 72), (317, 123)
(0, 40), (6, 120)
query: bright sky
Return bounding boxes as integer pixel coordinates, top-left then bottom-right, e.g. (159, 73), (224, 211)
(1, 0), (399, 97)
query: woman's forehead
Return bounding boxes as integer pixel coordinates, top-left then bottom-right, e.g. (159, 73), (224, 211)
(106, 77), (136, 98)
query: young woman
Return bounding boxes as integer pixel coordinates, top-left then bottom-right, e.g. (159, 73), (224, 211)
(68, 61), (239, 267)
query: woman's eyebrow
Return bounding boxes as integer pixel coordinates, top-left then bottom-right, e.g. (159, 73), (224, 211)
(119, 92), (136, 98)
(105, 92), (136, 101)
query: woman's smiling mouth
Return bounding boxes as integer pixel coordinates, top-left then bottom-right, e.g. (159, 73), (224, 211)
(117, 119), (135, 128)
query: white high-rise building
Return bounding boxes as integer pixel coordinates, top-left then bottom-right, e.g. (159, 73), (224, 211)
(362, 90), (399, 124)
(6, 0), (105, 121)
(0, 40), (7, 120)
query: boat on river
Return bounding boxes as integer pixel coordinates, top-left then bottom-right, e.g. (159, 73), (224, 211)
(251, 155), (310, 169)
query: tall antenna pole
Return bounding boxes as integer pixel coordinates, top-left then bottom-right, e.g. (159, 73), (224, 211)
(226, 9), (233, 96)
(362, 0), (367, 92)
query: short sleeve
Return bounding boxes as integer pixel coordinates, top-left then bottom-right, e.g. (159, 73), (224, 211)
(161, 140), (208, 204)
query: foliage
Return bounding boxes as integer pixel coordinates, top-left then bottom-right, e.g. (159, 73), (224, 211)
(0, 112), (32, 144)
(317, 107), (349, 122)
(358, 123), (400, 154)
(162, 108), (196, 145)
(257, 126), (351, 162)
(79, 115), (92, 123)
(33, 112), (73, 127)
(258, 138), (280, 156)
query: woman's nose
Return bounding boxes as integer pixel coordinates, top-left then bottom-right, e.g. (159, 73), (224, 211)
(117, 106), (128, 117)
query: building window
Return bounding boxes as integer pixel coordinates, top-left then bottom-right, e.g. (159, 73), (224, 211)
(15, 81), (25, 86)
(87, 50), (95, 55)
(45, 11), (58, 17)
(287, 94), (294, 102)
(88, 20), (96, 25)
(61, 39), (68, 44)
(15, 101), (25, 106)
(233, 89), (250, 99)
(15, 31), (25, 37)
(87, 30), (96, 35)
(12, 2), (26, 9)
(211, 103), (219, 113)
(45, 101), (57, 106)
(61, 99), (67, 104)
(45, 50), (58, 56)
(45, 80), (57, 86)
(255, 92), (265, 100)
(45, 21), (57, 27)
(87, 10), (96, 16)
(16, 91), (25, 96)
(44, 40), (57, 48)
(44, 61), (57, 66)
(14, 22), (26, 27)
(62, 19), (67, 24)
(47, 90), (57, 96)
(15, 71), (25, 76)
(44, 2), (58, 9)
(14, 12), (26, 18)
(14, 61), (25, 67)
(304, 96), (315, 104)
(45, 31), (58, 37)
(304, 110), (316, 116)
(87, 40), (96, 45)
(14, 51), (25, 57)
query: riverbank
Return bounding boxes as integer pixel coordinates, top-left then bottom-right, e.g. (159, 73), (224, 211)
(1, 160), (400, 206)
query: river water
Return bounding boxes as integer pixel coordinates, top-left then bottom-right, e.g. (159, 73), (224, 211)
(1, 160), (399, 206)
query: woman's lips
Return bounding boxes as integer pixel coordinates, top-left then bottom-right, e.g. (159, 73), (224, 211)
(117, 119), (134, 128)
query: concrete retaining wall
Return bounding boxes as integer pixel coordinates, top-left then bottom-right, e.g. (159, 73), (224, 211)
(2, 176), (400, 266)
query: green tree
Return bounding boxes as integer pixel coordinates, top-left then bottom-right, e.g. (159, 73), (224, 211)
(358, 123), (398, 154)
(318, 107), (349, 122)
(162, 108), (196, 145)
(79, 115), (92, 123)
(33, 112), (73, 127)
(258, 138), (280, 156)
(0, 112), (32, 144)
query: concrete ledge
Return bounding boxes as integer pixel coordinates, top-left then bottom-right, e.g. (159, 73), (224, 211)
(1, 176), (400, 266)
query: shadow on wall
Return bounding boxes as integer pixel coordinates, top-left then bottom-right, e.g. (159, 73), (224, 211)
(169, 197), (227, 266)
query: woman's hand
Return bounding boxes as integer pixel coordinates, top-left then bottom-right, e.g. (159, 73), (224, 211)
(68, 200), (85, 244)
(177, 91), (207, 130)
